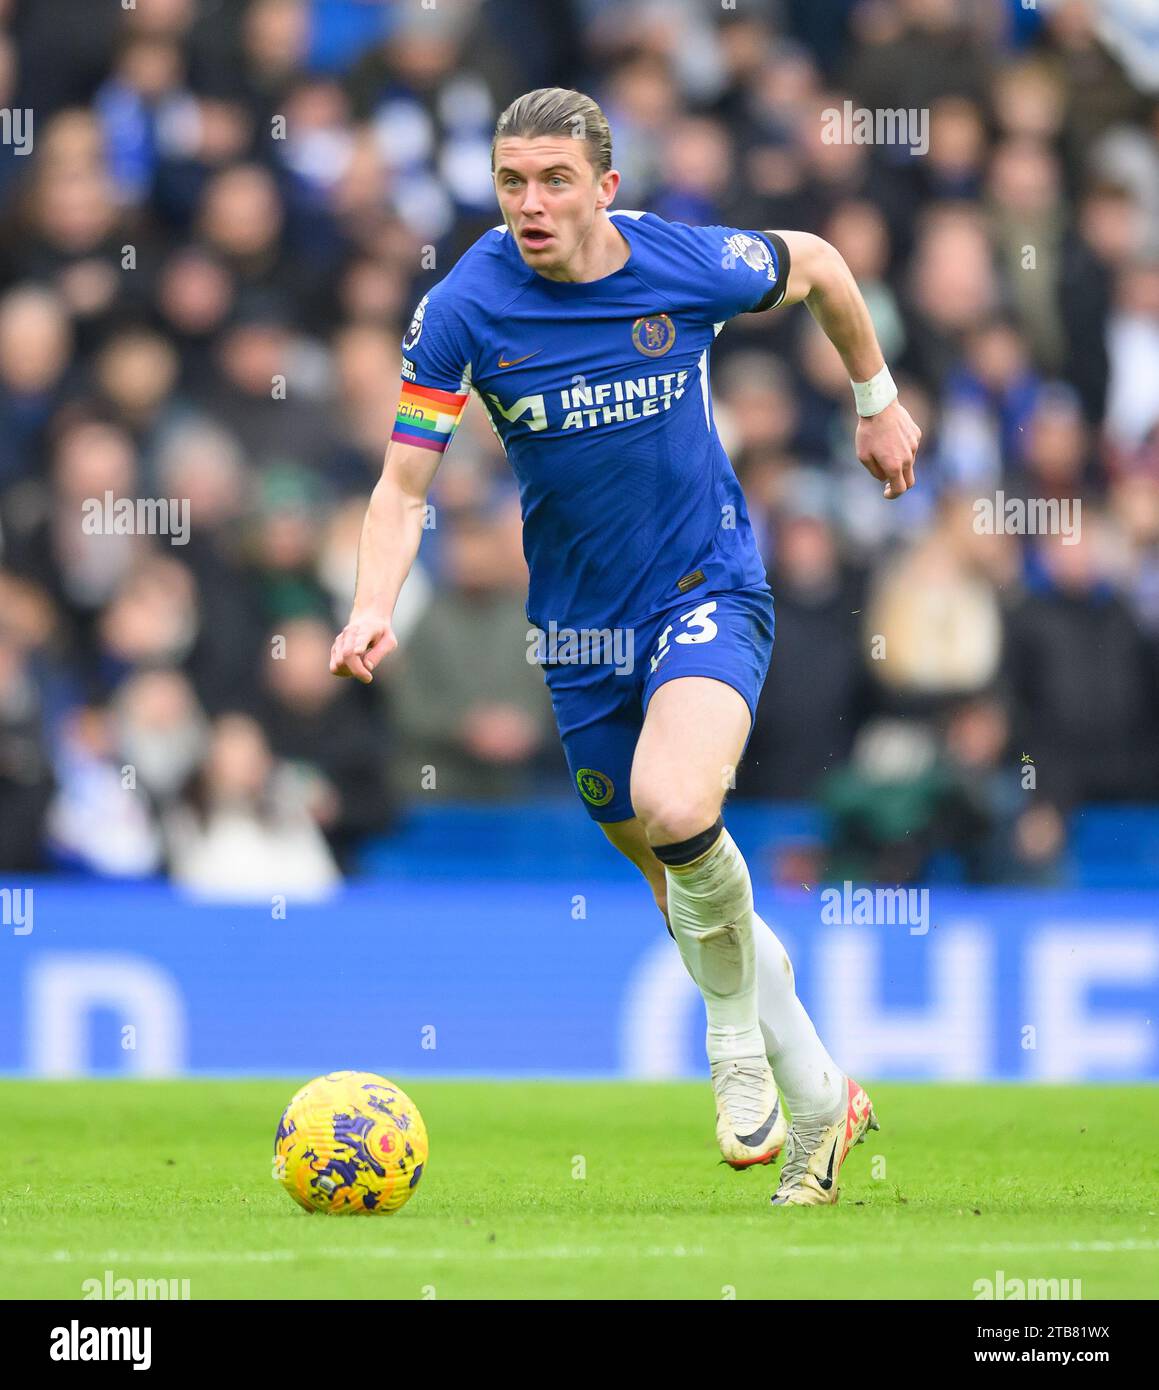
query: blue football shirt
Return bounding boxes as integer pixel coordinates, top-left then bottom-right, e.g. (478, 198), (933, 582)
(396, 210), (789, 631)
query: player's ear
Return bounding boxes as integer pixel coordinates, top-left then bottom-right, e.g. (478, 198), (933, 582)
(595, 167), (620, 211)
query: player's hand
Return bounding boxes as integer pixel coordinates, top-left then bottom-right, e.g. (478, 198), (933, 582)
(855, 399), (922, 500)
(330, 612), (397, 684)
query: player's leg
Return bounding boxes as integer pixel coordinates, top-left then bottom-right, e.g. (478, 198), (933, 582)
(628, 676), (753, 1042)
(632, 588), (877, 1199)
(601, 814), (846, 1127)
(600, 816), (671, 932)
(629, 673), (787, 1165)
(603, 785), (878, 1200)
(549, 592), (875, 1197)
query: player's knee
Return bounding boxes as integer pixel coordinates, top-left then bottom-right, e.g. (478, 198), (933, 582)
(634, 791), (721, 851)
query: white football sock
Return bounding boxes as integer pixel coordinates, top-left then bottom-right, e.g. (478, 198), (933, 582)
(663, 828), (765, 1063)
(751, 912), (844, 1120)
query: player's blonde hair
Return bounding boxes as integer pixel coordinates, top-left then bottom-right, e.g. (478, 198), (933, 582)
(491, 88), (613, 177)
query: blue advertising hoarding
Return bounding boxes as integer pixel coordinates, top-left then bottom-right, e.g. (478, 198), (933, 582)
(1, 880), (1156, 1081)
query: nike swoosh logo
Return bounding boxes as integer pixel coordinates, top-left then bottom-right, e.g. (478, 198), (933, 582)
(497, 349), (543, 368)
(817, 1136), (839, 1190)
(736, 1098), (781, 1148)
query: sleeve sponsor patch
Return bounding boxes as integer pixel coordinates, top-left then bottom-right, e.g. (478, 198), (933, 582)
(722, 233), (776, 279)
(402, 294), (429, 352)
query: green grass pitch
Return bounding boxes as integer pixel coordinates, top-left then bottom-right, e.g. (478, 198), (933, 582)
(1, 1080), (1156, 1300)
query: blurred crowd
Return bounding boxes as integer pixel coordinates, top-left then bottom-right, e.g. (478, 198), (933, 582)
(0, 0), (1157, 893)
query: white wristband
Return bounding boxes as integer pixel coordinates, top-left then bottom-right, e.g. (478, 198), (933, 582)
(851, 365), (898, 417)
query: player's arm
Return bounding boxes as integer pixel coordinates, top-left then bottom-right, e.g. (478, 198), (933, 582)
(333, 281), (472, 683)
(329, 440), (442, 683)
(768, 229), (921, 500)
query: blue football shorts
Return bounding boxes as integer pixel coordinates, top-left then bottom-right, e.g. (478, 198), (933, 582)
(540, 585), (775, 823)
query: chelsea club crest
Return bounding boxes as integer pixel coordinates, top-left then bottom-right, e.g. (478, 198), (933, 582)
(631, 313), (676, 357)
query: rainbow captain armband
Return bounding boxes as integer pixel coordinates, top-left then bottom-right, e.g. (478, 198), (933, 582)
(391, 382), (470, 454)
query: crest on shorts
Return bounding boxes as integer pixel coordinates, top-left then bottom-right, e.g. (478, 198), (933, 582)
(577, 768), (614, 807)
(631, 314), (676, 357)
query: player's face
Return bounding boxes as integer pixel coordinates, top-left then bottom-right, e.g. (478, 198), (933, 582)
(493, 137), (611, 271)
